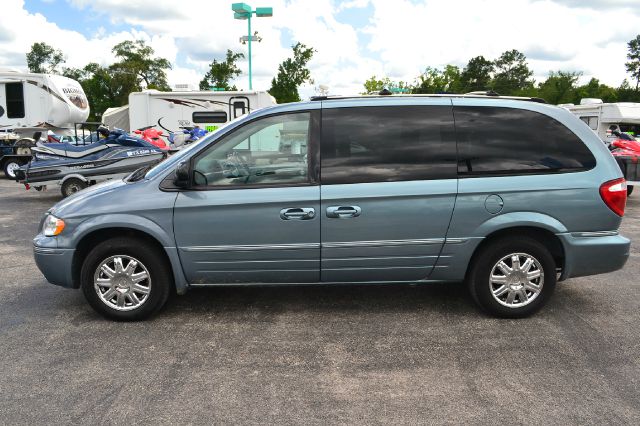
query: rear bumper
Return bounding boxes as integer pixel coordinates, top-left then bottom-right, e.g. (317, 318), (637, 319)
(558, 232), (630, 280)
(33, 236), (76, 288)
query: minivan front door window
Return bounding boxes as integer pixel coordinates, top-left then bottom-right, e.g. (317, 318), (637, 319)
(192, 112), (310, 187)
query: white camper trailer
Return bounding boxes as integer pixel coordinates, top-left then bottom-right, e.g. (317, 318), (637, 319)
(0, 70), (89, 136)
(0, 70), (90, 178)
(103, 90), (277, 134)
(560, 99), (640, 143)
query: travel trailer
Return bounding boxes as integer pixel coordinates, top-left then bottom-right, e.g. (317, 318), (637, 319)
(0, 69), (89, 136)
(102, 90), (277, 134)
(560, 99), (640, 143)
(0, 70), (90, 178)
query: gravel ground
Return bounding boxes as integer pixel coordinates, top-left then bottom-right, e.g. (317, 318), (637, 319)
(0, 178), (638, 425)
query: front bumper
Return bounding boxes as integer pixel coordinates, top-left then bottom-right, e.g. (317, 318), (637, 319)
(558, 232), (630, 280)
(33, 235), (76, 288)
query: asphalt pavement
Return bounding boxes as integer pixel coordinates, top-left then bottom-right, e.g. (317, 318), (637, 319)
(0, 178), (639, 425)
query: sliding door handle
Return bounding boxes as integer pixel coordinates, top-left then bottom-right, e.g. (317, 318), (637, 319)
(280, 207), (316, 220)
(326, 206), (361, 218)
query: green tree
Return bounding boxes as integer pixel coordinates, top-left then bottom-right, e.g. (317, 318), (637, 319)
(412, 65), (461, 94)
(617, 79), (640, 102)
(460, 56), (494, 93)
(492, 49), (534, 95)
(269, 42), (315, 103)
(199, 50), (245, 91)
(111, 40), (172, 91)
(537, 71), (581, 104)
(574, 78), (618, 103)
(361, 76), (410, 94)
(26, 42), (65, 74)
(625, 35), (640, 90)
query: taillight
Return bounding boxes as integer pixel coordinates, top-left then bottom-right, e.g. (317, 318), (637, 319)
(599, 178), (627, 216)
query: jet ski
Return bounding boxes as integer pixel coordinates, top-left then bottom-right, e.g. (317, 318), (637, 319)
(15, 127), (167, 197)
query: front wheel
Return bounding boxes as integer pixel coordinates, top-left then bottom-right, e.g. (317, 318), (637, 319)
(80, 237), (172, 321)
(627, 185), (634, 196)
(467, 237), (556, 318)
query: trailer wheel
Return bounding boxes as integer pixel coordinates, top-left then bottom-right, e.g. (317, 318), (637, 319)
(3, 160), (22, 179)
(15, 147), (31, 156)
(61, 178), (88, 197)
(628, 185), (634, 196)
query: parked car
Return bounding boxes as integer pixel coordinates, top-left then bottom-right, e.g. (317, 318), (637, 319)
(33, 94), (630, 320)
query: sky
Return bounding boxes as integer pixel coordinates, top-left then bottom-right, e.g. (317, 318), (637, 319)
(0, 0), (639, 100)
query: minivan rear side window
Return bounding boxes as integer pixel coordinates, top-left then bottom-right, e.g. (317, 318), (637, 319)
(321, 106), (457, 184)
(454, 107), (596, 176)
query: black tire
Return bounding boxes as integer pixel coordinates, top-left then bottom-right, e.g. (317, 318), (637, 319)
(467, 236), (556, 318)
(60, 178), (88, 197)
(3, 159), (22, 179)
(80, 237), (172, 321)
(627, 185), (634, 196)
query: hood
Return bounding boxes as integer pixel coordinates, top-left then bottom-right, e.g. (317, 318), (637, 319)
(50, 178), (127, 217)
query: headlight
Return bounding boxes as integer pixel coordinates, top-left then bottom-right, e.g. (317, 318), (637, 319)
(43, 215), (65, 237)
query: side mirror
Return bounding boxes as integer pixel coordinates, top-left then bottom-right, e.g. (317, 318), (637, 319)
(174, 161), (191, 188)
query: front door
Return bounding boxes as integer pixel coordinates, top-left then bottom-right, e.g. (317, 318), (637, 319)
(173, 110), (320, 284)
(319, 102), (458, 282)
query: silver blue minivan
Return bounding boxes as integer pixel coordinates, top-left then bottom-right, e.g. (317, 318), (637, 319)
(33, 95), (631, 320)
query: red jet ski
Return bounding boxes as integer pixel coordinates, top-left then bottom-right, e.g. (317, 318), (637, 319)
(133, 126), (169, 150)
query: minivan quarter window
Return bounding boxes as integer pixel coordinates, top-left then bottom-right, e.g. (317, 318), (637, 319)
(192, 112), (312, 187)
(321, 105), (457, 184)
(455, 106), (597, 176)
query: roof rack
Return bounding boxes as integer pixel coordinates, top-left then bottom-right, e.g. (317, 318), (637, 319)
(310, 93), (547, 104)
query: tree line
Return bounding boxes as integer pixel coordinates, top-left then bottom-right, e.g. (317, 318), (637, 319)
(26, 40), (315, 121)
(363, 35), (640, 104)
(25, 34), (640, 122)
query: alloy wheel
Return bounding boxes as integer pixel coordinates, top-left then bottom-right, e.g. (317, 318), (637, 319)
(489, 252), (544, 308)
(93, 255), (152, 311)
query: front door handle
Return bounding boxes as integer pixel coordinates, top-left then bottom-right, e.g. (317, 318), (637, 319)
(326, 206), (361, 218)
(280, 207), (316, 220)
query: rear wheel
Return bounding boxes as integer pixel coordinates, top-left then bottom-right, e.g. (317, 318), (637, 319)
(3, 160), (22, 179)
(60, 178), (87, 197)
(467, 237), (556, 318)
(627, 185), (634, 196)
(80, 237), (172, 321)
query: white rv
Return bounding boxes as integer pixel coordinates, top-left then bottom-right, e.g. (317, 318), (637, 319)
(102, 90), (277, 134)
(0, 70), (89, 136)
(560, 99), (640, 142)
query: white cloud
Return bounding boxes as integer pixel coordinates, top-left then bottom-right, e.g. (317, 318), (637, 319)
(362, 0), (639, 89)
(1, 0), (638, 106)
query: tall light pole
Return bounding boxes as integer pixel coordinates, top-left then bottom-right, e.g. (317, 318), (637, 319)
(232, 3), (273, 90)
